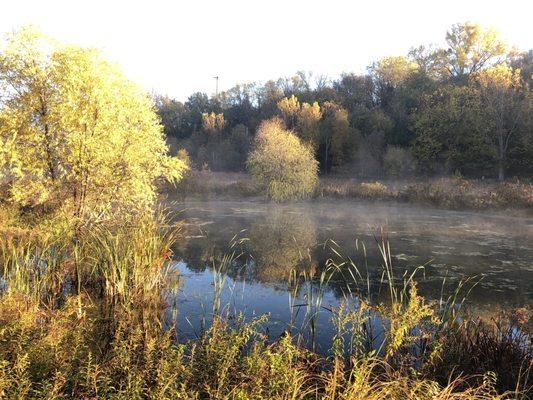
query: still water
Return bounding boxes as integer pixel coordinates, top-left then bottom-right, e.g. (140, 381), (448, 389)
(169, 200), (533, 351)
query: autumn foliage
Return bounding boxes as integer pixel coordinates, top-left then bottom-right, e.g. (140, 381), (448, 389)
(0, 27), (187, 220)
(247, 118), (318, 201)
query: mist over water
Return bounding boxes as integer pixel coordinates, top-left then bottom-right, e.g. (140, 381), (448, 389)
(170, 199), (533, 350)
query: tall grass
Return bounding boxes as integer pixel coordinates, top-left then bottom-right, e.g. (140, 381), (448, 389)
(0, 211), (531, 398)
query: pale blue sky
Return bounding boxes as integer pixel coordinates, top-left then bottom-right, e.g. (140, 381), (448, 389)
(1, 0), (531, 101)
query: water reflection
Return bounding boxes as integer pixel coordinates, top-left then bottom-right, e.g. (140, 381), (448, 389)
(170, 200), (533, 348)
(249, 210), (317, 283)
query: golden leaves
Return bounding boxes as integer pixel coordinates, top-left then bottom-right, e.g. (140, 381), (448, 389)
(0, 27), (187, 218)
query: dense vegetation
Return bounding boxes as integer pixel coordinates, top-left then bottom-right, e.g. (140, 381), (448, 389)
(0, 25), (532, 399)
(0, 214), (532, 399)
(157, 22), (532, 181)
(0, 27), (187, 221)
(247, 118), (318, 201)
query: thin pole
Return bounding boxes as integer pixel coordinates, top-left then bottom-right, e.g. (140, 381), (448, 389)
(213, 76), (219, 98)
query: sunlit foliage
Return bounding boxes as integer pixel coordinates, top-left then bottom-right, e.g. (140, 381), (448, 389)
(246, 118), (318, 201)
(202, 111), (226, 134)
(277, 94), (300, 129)
(439, 22), (509, 79)
(296, 101), (322, 147)
(152, 21), (531, 180)
(249, 210), (317, 282)
(0, 27), (187, 220)
(370, 56), (418, 89)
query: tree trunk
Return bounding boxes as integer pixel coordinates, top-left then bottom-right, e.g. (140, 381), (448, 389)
(498, 159), (505, 182)
(498, 132), (505, 182)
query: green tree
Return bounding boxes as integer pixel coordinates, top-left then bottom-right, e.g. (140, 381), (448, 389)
(383, 146), (415, 178)
(320, 102), (352, 171)
(412, 85), (492, 175)
(246, 118), (318, 201)
(0, 27), (186, 220)
(474, 64), (530, 180)
(153, 95), (188, 138)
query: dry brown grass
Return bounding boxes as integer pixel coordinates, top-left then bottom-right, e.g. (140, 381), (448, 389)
(0, 211), (531, 398)
(318, 177), (532, 211)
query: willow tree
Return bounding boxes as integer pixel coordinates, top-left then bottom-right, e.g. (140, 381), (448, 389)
(246, 118), (318, 201)
(0, 27), (186, 220)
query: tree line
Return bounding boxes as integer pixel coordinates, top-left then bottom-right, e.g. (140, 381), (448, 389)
(156, 22), (532, 181)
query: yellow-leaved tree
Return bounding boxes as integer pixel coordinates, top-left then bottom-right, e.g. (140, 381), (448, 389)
(246, 118), (318, 201)
(201, 112), (226, 134)
(0, 27), (187, 220)
(277, 95), (322, 149)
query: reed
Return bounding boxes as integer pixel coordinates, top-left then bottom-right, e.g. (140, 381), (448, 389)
(0, 209), (530, 399)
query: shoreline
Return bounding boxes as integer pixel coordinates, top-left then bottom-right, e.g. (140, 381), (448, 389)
(163, 171), (533, 216)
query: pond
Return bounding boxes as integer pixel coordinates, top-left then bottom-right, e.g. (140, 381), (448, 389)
(168, 199), (533, 352)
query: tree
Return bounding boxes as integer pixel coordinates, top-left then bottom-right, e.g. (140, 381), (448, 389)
(277, 94), (300, 129)
(246, 118), (318, 201)
(383, 146), (415, 178)
(0, 27), (187, 219)
(278, 95), (322, 149)
(475, 64), (529, 180)
(371, 56), (418, 89)
(408, 45), (444, 78)
(201, 112), (226, 134)
(511, 50), (533, 87)
(184, 92), (211, 132)
(438, 22), (508, 80)
(249, 210), (316, 282)
(412, 85), (492, 175)
(319, 102), (351, 171)
(296, 101), (322, 147)
(154, 95), (188, 138)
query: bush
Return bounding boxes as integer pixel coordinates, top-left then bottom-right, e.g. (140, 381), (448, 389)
(247, 118), (318, 201)
(354, 181), (393, 199)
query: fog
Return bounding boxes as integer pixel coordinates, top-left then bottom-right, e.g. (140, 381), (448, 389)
(171, 199), (533, 309)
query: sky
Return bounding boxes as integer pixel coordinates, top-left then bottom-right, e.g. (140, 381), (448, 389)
(1, 0), (532, 101)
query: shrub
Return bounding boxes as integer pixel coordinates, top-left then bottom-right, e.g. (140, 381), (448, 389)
(354, 181), (393, 199)
(247, 118), (318, 201)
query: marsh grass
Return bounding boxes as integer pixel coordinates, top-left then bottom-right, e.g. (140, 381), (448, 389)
(0, 212), (531, 399)
(319, 177), (533, 211)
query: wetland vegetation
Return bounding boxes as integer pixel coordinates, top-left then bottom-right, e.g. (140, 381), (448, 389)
(0, 19), (532, 400)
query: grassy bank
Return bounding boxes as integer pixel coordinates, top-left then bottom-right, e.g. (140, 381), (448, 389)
(0, 211), (531, 399)
(167, 171), (532, 212)
(319, 177), (533, 211)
